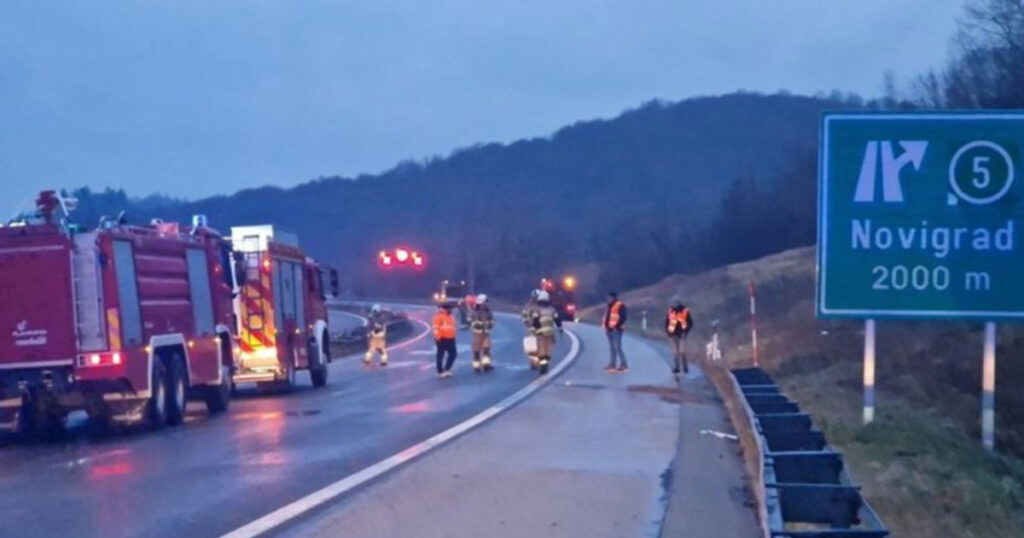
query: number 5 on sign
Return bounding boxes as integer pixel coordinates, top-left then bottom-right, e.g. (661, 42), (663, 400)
(973, 156), (991, 189)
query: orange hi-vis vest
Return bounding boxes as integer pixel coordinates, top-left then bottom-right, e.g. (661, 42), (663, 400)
(433, 311), (456, 340)
(667, 308), (690, 333)
(605, 301), (624, 330)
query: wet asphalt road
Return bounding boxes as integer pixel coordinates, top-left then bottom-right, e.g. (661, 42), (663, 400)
(0, 306), (570, 538)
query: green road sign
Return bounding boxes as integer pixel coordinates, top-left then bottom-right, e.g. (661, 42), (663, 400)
(818, 112), (1024, 320)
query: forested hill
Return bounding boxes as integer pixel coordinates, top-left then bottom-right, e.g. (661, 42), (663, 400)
(70, 92), (861, 301)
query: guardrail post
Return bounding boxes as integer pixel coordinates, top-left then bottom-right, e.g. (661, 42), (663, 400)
(863, 319), (876, 425)
(982, 321), (997, 451)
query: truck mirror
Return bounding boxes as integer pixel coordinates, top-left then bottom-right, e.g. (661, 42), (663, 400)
(330, 268), (340, 297)
(232, 251), (247, 287)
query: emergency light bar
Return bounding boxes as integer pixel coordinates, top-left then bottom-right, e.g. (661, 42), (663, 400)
(378, 247), (426, 270)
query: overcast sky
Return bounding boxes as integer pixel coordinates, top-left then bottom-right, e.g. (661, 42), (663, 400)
(1, 0), (964, 211)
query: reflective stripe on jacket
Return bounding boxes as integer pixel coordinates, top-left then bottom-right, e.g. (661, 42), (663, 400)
(433, 311), (456, 340)
(470, 306), (495, 334)
(531, 306), (559, 337)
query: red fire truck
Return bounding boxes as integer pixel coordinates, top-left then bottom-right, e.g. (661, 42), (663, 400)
(0, 192), (235, 436)
(230, 225), (333, 391)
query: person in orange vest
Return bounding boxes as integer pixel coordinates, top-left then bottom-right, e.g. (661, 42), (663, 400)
(602, 292), (628, 373)
(665, 303), (695, 375)
(433, 301), (458, 378)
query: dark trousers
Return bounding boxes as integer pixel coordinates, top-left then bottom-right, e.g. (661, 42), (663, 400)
(606, 330), (627, 368)
(668, 334), (688, 372)
(436, 338), (457, 373)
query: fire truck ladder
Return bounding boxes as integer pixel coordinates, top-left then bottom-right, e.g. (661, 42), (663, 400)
(71, 233), (106, 351)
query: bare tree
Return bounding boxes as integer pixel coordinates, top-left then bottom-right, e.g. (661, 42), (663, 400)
(913, 0), (1024, 108)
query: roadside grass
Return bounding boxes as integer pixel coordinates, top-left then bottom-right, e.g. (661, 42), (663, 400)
(782, 371), (1024, 538)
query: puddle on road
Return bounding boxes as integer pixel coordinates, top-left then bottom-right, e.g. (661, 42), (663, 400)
(627, 385), (700, 404)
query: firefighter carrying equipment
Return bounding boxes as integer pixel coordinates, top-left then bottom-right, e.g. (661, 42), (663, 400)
(604, 300), (626, 331)
(470, 304), (494, 372)
(530, 304), (560, 375)
(433, 309), (457, 340)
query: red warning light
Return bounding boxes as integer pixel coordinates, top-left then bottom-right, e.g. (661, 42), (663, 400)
(378, 248), (425, 270)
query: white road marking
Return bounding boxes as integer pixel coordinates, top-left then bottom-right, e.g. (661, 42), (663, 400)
(220, 329), (581, 538)
(386, 319), (432, 351)
(330, 310), (368, 327)
(699, 429), (739, 441)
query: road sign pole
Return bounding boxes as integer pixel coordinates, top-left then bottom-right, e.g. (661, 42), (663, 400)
(982, 321), (997, 451)
(863, 319), (876, 425)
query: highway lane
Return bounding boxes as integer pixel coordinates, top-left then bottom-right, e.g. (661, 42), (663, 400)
(0, 306), (571, 538)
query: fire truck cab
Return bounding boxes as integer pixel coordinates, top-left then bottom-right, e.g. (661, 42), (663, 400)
(0, 192), (235, 436)
(230, 225), (332, 391)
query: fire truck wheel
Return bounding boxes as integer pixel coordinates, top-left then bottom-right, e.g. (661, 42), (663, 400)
(310, 363), (328, 388)
(309, 337), (329, 388)
(204, 363), (231, 414)
(145, 361), (169, 429)
(17, 397), (64, 441)
(165, 356), (188, 427)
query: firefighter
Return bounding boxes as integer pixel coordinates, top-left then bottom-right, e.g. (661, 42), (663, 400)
(521, 289), (542, 369)
(470, 294), (495, 373)
(433, 301), (458, 378)
(363, 304), (389, 368)
(665, 303), (694, 375)
(529, 290), (562, 375)
(603, 292), (628, 373)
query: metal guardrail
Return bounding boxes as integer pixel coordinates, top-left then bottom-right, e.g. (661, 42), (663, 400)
(330, 306), (411, 345)
(732, 367), (889, 538)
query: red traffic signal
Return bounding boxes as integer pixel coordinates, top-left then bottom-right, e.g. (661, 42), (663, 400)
(379, 247), (426, 270)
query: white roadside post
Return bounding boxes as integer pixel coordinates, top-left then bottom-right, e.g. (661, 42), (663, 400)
(863, 319), (876, 425)
(749, 281), (759, 367)
(641, 310), (648, 332)
(982, 321), (997, 451)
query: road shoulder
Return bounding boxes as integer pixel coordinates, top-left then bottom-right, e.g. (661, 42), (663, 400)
(659, 356), (761, 536)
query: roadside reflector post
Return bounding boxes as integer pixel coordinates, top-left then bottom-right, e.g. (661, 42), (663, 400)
(863, 319), (876, 425)
(982, 321), (997, 451)
(641, 310), (648, 332)
(749, 281), (759, 367)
